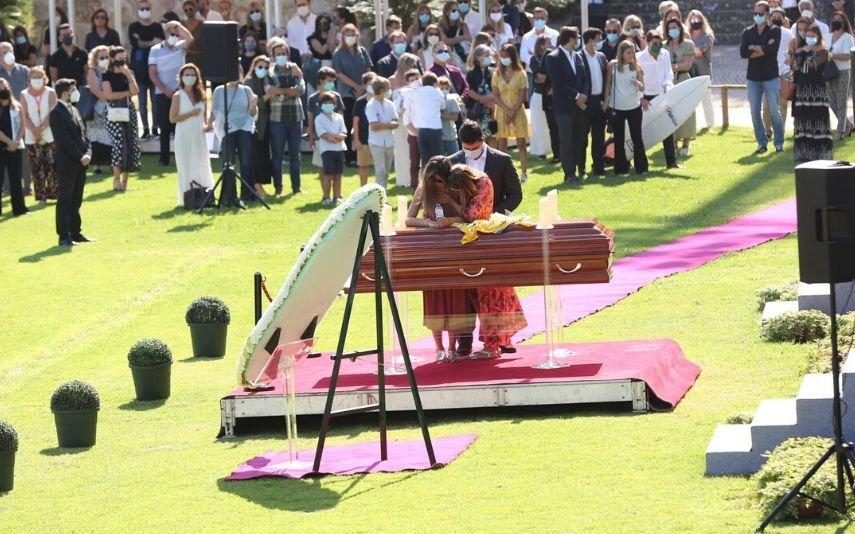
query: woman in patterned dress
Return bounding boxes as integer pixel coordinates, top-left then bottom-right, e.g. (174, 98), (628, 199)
(101, 46), (141, 191)
(465, 44), (496, 147)
(20, 66), (56, 204)
(789, 20), (833, 162)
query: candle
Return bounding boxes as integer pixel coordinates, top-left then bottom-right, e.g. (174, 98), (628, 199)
(547, 189), (560, 222)
(538, 197), (553, 229)
(396, 196), (408, 229)
(381, 204), (395, 235)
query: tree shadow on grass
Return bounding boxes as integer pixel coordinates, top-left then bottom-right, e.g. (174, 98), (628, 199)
(168, 222), (211, 233)
(152, 207), (188, 220)
(40, 446), (92, 456)
(19, 245), (73, 263)
(118, 399), (167, 411)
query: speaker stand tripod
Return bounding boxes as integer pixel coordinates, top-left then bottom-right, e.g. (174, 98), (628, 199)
(198, 84), (270, 213)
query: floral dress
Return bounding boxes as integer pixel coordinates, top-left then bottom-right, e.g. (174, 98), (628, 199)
(466, 66), (495, 138)
(464, 176), (527, 349)
(793, 49), (833, 162)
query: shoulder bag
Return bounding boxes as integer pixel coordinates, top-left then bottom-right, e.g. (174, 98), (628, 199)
(605, 64), (618, 123)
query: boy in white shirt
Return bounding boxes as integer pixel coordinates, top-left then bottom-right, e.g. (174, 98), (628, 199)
(405, 71), (446, 165)
(365, 76), (398, 188)
(314, 92), (348, 206)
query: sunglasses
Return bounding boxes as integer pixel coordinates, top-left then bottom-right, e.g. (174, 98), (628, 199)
(753, 12), (765, 15)
(605, 30), (618, 34)
(250, 9), (260, 14)
(95, 15), (107, 20)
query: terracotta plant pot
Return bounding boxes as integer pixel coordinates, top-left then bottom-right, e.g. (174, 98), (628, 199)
(188, 323), (228, 358)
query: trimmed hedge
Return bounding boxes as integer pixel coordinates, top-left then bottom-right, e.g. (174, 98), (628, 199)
(757, 283), (798, 311)
(50, 381), (100, 411)
(0, 420), (17, 452)
(185, 296), (230, 324)
(128, 338), (173, 367)
(761, 311), (829, 343)
(725, 413), (753, 425)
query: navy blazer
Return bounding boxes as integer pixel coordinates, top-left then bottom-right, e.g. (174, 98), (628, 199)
(49, 102), (90, 171)
(543, 47), (589, 115)
(580, 50), (608, 97)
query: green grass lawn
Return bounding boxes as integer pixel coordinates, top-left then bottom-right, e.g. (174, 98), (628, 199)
(0, 128), (850, 532)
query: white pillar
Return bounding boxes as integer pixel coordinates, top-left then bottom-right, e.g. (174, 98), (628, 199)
(374, 0), (383, 44)
(114, 0), (124, 46)
(67, 0), (76, 43)
(478, 0), (487, 28)
(581, 0), (589, 30)
(273, 0), (281, 31)
(49, 0), (57, 53)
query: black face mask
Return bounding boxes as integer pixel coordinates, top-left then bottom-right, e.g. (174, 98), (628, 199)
(690, 21), (702, 30)
(833, 20), (844, 31)
(771, 18), (784, 26)
(0, 90), (10, 100)
(113, 59), (126, 67)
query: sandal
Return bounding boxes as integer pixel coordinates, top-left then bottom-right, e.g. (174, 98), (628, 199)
(470, 348), (500, 360)
(435, 350), (447, 363)
(112, 178), (121, 191)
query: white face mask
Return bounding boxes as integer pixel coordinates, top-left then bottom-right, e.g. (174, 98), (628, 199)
(69, 89), (80, 103)
(345, 35), (357, 47)
(366, 85), (374, 95)
(464, 144), (483, 160)
(30, 78), (44, 89)
(98, 58), (110, 69)
(54, 14), (62, 25)
(138, 9), (151, 19)
(182, 75), (197, 87)
(801, 9), (813, 18)
(167, 35), (180, 47)
(427, 34), (440, 45)
(490, 12), (503, 22)
(297, 5), (310, 17)
(3, 52), (14, 66)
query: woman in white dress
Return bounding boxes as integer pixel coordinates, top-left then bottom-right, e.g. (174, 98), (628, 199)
(391, 53), (419, 188)
(169, 63), (213, 207)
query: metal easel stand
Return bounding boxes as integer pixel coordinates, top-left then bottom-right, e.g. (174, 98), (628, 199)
(312, 210), (436, 472)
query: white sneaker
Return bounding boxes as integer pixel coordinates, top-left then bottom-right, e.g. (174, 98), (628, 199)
(519, 173), (528, 183)
(321, 198), (333, 207)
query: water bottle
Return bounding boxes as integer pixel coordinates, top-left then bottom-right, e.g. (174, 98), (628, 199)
(435, 203), (445, 220)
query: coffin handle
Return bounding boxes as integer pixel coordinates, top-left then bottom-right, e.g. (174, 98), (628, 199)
(459, 267), (486, 278)
(555, 262), (582, 274)
(360, 272), (376, 282)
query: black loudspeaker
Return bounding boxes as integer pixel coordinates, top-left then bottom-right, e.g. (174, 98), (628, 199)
(201, 21), (239, 83)
(795, 160), (855, 283)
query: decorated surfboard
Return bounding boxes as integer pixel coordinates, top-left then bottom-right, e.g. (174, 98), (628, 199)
(625, 75), (711, 159)
(237, 184), (386, 387)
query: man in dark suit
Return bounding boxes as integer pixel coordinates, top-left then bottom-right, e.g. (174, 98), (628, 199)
(50, 78), (92, 247)
(580, 27), (608, 176)
(543, 26), (589, 183)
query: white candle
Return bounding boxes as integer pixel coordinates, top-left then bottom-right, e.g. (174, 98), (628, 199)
(547, 189), (560, 222)
(381, 204), (395, 235)
(396, 196), (408, 229)
(538, 197), (553, 229)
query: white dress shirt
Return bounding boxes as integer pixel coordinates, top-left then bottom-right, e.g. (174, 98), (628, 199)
(637, 47), (673, 95)
(407, 85), (446, 130)
(520, 26), (560, 72)
(560, 46), (577, 74)
(583, 50), (603, 96)
(466, 145), (488, 172)
(365, 97), (398, 147)
(777, 28), (793, 76)
(286, 13), (317, 56)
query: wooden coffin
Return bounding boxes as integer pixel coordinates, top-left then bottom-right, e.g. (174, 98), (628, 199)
(353, 220), (614, 292)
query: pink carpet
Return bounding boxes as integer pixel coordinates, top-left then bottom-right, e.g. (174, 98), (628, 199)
(410, 198), (797, 349)
(227, 434), (477, 480)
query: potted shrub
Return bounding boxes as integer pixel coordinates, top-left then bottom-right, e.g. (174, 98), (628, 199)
(51, 380), (100, 448)
(128, 338), (173, 401)
(0, 420), (17, 492)
(761, 310), (829, 343)
(186, 296), (231, 358)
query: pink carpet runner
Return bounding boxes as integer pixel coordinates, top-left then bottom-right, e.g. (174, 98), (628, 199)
(410, 198), (798, 349)
(228, 434), (477, 480)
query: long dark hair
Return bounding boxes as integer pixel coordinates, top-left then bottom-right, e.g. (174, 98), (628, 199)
(91, 9), (110, 32)
(831, 10), (853, 34)
(447, 164), (483, 210)
(178, 63), (204, 102)
(421, 156), (452, 220)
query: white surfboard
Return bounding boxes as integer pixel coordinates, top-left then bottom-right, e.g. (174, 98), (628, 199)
(625, 75), (710, 159)
(237, 184), (386, 387)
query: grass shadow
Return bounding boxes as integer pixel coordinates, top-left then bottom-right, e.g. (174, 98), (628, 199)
(84, 189), (122, 203)
(118, 399), (167, 411)
(179, 355), (224, 363)
(40, 446), (92, 456)
(168, 222), (211, 233)
(19, 245), (73, 263)
(216, 476), (342, 512)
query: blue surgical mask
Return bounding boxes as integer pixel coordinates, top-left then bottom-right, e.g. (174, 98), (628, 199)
(436, 51), (450, 62)
(321, 102), (335, 113)
(595, 40), (603, 51)
(323, 80), (335, 91)
(449, 10), (460, 21)
(419, 12), (430, 25)
(806, 36), (818, 46)
(606, 32), (619, 43)
(534, 19), (546, 31)
(393, 42), (407, 55)
(668, 28), (680, 39)
(480, 55), (492, 67)
(15, 36), (26, 45)
(754, 14), (766, 25)
(255, 67), (268, 78)
(244, 40), (257, 52)
(458, 2), (470, 13)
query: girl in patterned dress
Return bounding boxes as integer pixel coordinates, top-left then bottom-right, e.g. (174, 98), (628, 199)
(20, 67), (56, 203)
(790, 20), (833, 162)
(102, 46), (141, 191)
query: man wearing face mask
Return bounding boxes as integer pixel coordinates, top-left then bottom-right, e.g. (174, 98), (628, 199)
(520, 8), (558, 73)
(287, 0), (316, 61)
(501, 0), (521, 36)
(196, 0), (223, 21)
(580, 28), (608, 176)
(763, 7), (793, 137)
(0, 42), (29, 98)
(740, 0), (784, 154)
(371, 15), (403, 66)
(149, 18), (194, 165)
(375, 31), (414, 78)
(129, 0), (165, 139)
(266, 38), (306, 195)
(602, 18), (624, 62)
(543, 26), (589, 183)
(428, 43), (470, 100)
(638, 30), (679, 168)
(793, 0), (830, 44)
(50, 79), (91, 247)
(458, 0), (482, 39)
(48, 24), (88, 86)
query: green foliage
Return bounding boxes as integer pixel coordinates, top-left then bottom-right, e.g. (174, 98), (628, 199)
(185, 296), (230, 325)
(761, 310), (829, 343)
(725, 413), (753, 424)
(50, 381), (100, 412)
(756, 282), (798, 310)
(803, 313), (855, 374)
(127, 339), (173, 367)
(754, 437), (847, 521)
(0, 420), (17, 452)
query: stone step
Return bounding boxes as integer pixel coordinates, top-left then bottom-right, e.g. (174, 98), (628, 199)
(760, 300), (798, 326)
(798, 281), (855, 315)
(704, 424), (757, 475)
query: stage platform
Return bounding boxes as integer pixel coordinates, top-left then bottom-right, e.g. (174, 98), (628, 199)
(219, 338), (699, 437)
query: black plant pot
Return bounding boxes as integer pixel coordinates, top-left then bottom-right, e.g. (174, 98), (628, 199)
(188, 323), (228, 358)
(0, 450), (14, 492)
(130, 362), (172, 401)
(53, 409), (98, 448)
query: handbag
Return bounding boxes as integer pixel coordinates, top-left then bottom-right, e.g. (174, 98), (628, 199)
(183, 180), (214, 210)
(107, 97), (130, 122)
(605, 64), (618, 123)
(77, 85), (96, 122)
(780, 74), (796, 101)
(823, 58), (840, 81)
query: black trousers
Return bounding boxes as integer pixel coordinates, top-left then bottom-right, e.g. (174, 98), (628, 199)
(612, 106), (648, 174)
(582, 95), (606, 173)
(0, 150), (26, 215)
(55, 162), (86, 238)
(156, 93), (174, 164)
(543, 95), (560, 158)
(342, 96), (356, 163)
(555, 108), (586, 179)
(644, 94), (676, 166)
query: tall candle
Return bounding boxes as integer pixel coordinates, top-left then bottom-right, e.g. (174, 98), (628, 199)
(538, 197), (553, 229)
(396, 196), (408, 229)
(547, 189), (560, 222)
(381, 204), (395, 235)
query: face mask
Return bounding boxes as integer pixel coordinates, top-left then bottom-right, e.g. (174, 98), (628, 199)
(798, 30), (806, 38)
(255, 67), (268, 78)
(441, 88), (449, 96)
(463, 145), (483, 160)
(245, 40), (257, 51)
(771, 18), (783, 26)
(833, 20), (844, 31)
(275, 55), (289, 66)
(0, 90), (10, 100)
(668, 28), (680, 39)
(393, 42), (407, 55)
(806, 36), (818, 46)
(61, 35), (73, 46)
(606, 32), (619, 43)
(450, 10), (460, 21)
(801, 9), (813, 19)
(30, 78), (44, 89)
(534, 19), (546, 31)
(69, 89), (80, 103)
(15, 36), (26, 45)
(575, 41), (583, 51)
(321, 102), (335, 113)
(113, 59), (126, 68)
(182, 75), (196, 87)
(427, 34), (440, 45)
(650, 42), (662, 53)
(297, 5), (310, 17)
(754, 14), (766, 25)
(345, 35), (357, 46)
(436, 51), (450, 62)
(690, 20), (702, 30)
(629, 27), (641, 37)
(139, 9), (151, 19)
(97, 58), (110, 69)
(500, 56), (511, 66)
(249, 10), (262, 22)
(366, 85), (374, 95)
(419, 12), (431, 25)
(409, 79), (421, 88)
(3, 52), (14, 66)
(480, 55), (492, 66)
(459, 3), (470, 13)
(595, 40), (603, 51)
(490, 12), (503, 22)
(167, 35), (180, 46)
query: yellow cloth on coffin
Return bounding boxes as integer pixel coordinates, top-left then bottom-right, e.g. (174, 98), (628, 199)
(452, 213), (536, 244)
